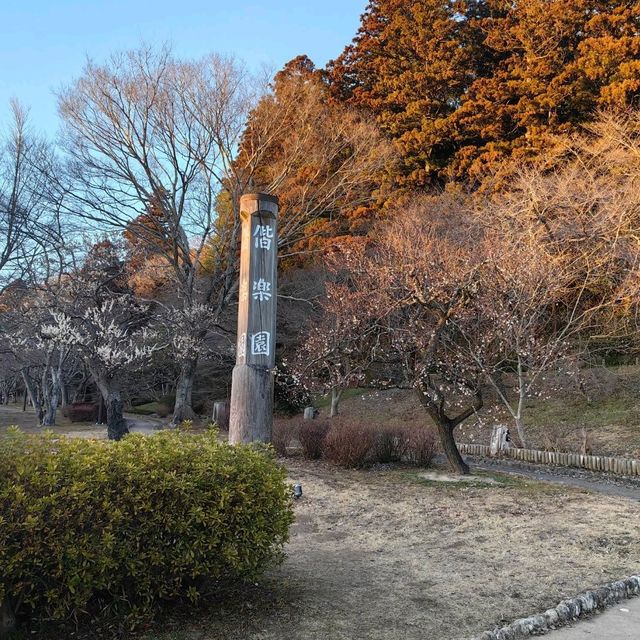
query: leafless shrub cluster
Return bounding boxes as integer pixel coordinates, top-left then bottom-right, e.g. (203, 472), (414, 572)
(298, 421), (331, 460)
(274, 417), (436, 469)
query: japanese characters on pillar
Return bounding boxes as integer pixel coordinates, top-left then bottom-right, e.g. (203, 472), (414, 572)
(235, 194), (278, 369)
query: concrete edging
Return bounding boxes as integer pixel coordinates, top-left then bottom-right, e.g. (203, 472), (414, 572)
(470, 575), (640, 640)
(458, 443), (640, 477)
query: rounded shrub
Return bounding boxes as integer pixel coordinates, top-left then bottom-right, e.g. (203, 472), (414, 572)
(0, 428), (293, 630)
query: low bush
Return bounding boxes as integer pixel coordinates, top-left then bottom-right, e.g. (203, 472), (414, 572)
(324, 419), (376, 468)
(0, 428), (293, 631)
(66, 402), (98, 422)
(156, 404), (170, 418)
(298, 421), (330, 460)
(272, 421), (298, 457)
(129, 401), (170, 417)
(405, 425), (437, 466)
(375, 426), (410, 463)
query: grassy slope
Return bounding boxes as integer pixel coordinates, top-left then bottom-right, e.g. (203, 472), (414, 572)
(308, 365), (640, 458)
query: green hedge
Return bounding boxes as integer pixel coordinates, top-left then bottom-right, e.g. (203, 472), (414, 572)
(0, 428), (293, 629)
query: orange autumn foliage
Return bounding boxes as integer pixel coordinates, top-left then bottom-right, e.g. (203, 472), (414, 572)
(327, 0), (640, 188)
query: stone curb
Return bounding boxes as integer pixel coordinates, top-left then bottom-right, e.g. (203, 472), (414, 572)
(469, 575), (640, 640)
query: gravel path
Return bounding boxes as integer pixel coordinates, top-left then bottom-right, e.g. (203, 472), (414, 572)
(463, 455), (640, 502)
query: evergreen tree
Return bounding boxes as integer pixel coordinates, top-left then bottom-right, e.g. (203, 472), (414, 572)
(328, 0), (486, 188)
(328, 0), (640, 187)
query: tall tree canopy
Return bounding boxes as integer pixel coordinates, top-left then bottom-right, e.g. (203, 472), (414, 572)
(328, 0), (640, 187)
(238, 55), (394, 258)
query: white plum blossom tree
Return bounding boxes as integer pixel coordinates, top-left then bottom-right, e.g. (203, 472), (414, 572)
(33, 239), (166, 439)
(0, 282), (76, 427)
(43, 298), (161, 439)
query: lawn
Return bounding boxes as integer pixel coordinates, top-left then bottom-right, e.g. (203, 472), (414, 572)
(0, 404), (99, 435)
(0, 404), (162, 438)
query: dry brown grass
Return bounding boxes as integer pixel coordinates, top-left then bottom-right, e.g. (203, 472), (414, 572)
(143, 459), (640, 640)
(0, 404), (162, 439)
(0, 404), (93, 434)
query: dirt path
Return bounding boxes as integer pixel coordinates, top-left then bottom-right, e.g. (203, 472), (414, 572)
(0, 404), (164, 438)
(464, 455), (640, 502)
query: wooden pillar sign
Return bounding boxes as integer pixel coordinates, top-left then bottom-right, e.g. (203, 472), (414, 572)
(229, 193), (278, 444)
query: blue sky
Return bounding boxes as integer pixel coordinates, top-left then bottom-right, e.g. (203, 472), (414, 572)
(0, 0), (366, 137)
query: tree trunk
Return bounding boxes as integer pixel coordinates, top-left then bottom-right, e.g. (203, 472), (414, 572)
(434, 417), (470, 475)
(414, 382), (481, 475)
(40, 366), (60, 427)
(59, 378), (68, 409)
(71, 370), (88, 404)
(171, 358), (198, 425)
(514, 414), (527, 449)
(0, 599), (15, 637)
(41, 400), (58, 427)
(329, 387), (343, 418)
(212, 401), (229, 430)
(21, 369), (43, 423)
(97, 395), (106, 424)
(93, 373), (129, 440)
(105, 390), (128, 440)
(514, 356), (528, 448)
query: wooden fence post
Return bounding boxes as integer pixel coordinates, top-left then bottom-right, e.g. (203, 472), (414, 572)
(229, 193), (279, 444)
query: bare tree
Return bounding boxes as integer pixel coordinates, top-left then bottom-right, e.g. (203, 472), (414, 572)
(0, 100), (62, 291)
(56, 47), (257, 423)
(57, 45), (393, 425)
(467, 109), (640, 443)
(0, 100), (69, 425)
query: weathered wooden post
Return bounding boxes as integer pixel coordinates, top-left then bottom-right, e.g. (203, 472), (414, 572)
(489, 425), (511, 456)
(229, 193), (278, 444)
(212, 400), (229, 430)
